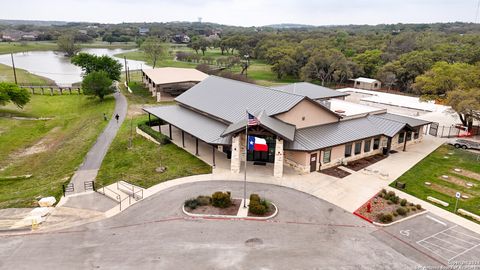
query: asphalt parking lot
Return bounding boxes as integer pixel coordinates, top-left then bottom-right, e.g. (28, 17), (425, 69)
(374, 213), (480, 268)
(1, 181), (479, 269)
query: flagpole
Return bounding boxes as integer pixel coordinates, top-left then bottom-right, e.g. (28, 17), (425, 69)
(243, 110), (248, 208)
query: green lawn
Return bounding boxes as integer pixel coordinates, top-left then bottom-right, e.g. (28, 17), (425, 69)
(95, 115), (212, 189)
(392, 145), (480, 222)
(0, 63), (55, 85)
(0, 95), (115, 208)
(0, 41), (137, 55)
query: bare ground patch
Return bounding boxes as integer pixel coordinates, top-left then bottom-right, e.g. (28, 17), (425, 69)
(428, 183), (474, 200)
(453, 169), (480, 182)
(13, 126), (62, 158)
(438, 175), (478, 191)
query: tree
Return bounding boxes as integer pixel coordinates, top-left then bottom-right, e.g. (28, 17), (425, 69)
(141, 37), (164, 68)
(57, 34), (80, 57)
(0, 82), (31, 109)
(71, 53), (122, 81)
(272, 56), (296, 79)
(81, 71), (114, 101)
(353, 49), (384, 78)
(300, 49), (349, 86)
(413, 61), (480, 127)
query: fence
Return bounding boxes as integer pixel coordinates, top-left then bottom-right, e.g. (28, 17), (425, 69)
(19, 85), (82, 95)
(427, 122), (480, 138)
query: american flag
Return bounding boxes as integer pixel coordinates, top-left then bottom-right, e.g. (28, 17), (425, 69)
(247, 112), (259, 126)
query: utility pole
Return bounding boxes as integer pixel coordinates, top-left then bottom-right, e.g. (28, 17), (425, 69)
(124, 56), (129, 85)
(11, 53), (17, 84)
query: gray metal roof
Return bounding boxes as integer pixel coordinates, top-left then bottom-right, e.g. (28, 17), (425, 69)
(285, 113), (430, 151)
(175, 76), (306, 123)
(273, 82), (349, 100)
(144, 105), (231, 145)
(373, 113), (431, 128)
(286, 117), (383, 151)
(222, 110), (296, 141)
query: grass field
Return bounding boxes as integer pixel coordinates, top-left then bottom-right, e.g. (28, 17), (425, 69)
(0, 41), (137, 55)
(392, 145), (480, 222)
(0, 63), (55, 85)
(95, 82), (211, 188)
(95, 115), (212, 188)
(116, 44), (297, 86)
(0, 95), (115, 208)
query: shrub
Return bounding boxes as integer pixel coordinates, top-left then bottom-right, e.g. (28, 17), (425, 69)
(400, 199), (407, 206)
(390, 195), (400, 204)
(409, 202), (415, 207)
(249, 200), (267, 215)
(416, 204), (422, 210)
(212, 191), (231, 208)
(385, 191), (396, 200)
(392, 211), (399, 217)
(138, 123), (171, 145)
(196, 195), (211, 206)
(396, 207), (407, 216)
(380, 189), (387, 195)
(387, 200), (393, 205)
(410, 207), (417, 211)
(250, 194), (260, 203)
(184, 198), (198, 209)
(378, 213), (393, 223)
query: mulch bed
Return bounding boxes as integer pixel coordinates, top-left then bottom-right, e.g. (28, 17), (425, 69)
(320, 166), (351, 178)
(345, 154), (387, 171)
(355, 191), (425, 224)
(186, 199), (242, 216)
(247, 203), (276, 217)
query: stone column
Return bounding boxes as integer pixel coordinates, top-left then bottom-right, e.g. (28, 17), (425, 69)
(230, 135), (241, 174)
(156, 92), (162, 102)
(274, 138), (284, 178)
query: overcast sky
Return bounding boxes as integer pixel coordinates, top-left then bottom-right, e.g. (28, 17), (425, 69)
(2, 0), (480, 26)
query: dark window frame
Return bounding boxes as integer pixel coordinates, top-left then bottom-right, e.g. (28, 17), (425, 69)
(354, 141), (362, 155)
(345, 144), (352, 157)
(373, 137), (380, 150)
(364, 139), (371, 153)
(398, 132), (405, 144)
(413, 128), (420, 139)
(323, 149), (332, 163)
(406, 131), (412, 141)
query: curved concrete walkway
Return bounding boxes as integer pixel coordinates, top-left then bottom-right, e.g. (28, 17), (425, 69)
(69, 87), (127, 193)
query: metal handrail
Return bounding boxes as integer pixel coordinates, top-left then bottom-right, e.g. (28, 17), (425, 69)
(117, 180), (144, 200)
(98, 186), (121, 202)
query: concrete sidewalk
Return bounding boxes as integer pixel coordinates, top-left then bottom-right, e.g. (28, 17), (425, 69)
(69, 89), (127, 193)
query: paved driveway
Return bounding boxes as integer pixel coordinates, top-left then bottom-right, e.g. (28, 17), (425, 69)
(0, 181), (458, 269)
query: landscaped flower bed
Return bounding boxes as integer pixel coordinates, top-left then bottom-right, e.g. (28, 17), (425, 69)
(184, 191), (242, 216)
(247, 194), (276, 217)
(355, 189), (424, 224)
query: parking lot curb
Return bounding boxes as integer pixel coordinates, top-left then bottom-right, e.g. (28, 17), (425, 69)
(373, 210), (428, 227)
(182, 202), (278, 220)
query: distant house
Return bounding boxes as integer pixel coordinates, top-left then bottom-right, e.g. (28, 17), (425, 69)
(21, 33), (38, 41)
(171, 34), (190, 44)
(138, 27), (149, 36)
(353, 77), (381, 90)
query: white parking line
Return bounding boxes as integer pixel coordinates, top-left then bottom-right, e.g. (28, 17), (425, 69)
(449, 229), (480, 241)
(417, 225), (457, 243)
(441, 232), (478, 246)
(426, 215), (447, 226)
(416, 226), (480, 262)
(449, 243), (480, 262)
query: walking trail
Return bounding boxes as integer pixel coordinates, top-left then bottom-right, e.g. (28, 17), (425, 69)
(69, 86), (127, 193)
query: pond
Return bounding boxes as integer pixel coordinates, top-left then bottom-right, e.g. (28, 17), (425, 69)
(0, 48), (151, 86)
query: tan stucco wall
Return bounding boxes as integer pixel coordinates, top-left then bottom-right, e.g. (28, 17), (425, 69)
(390, 127), (425, 151)
(354, 81), (381, 90)
(275, 99), (338, 129)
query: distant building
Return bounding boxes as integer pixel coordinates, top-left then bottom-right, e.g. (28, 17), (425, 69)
(138, 27), (149, 36)
(78, 29), (88, 35)
(353, 77), (381, 90)
(171, 34), (190, 44)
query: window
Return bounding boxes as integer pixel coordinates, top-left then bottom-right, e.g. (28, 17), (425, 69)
(323, 149), (331, 163)
(414, 128), (420, 139)
(345, 144), (352, 157)
(354, 142), (362, 155)
(364, 139), (371, 153)
(373, 137), (380, 150)
(398, 132), (405, 144)
(406, 131), (412, 141)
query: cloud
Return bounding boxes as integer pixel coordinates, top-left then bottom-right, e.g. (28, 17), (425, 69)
(2, 0), (477, 26)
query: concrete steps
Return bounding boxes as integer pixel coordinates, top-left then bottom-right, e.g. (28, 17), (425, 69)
(97, 181), (145, 212)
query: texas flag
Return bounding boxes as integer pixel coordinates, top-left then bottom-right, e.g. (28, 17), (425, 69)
(248, 136), (268, 152)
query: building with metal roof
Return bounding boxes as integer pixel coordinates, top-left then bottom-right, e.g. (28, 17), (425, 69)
(272, 82), (349, 100)
(353, 77), (381, 90)
(144, 76), (430, 177)
(141, 67), (208, 102)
